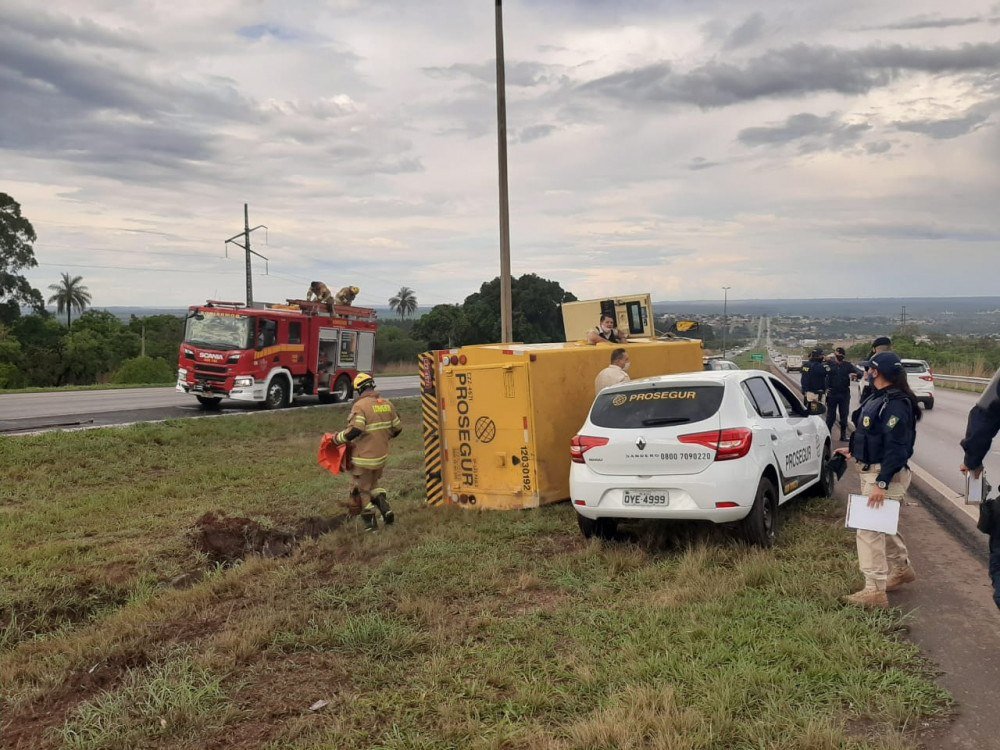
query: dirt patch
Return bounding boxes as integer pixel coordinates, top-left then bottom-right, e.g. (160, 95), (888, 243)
(192, 512), (348, 564)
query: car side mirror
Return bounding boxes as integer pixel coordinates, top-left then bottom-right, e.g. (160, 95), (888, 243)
(808, 401), (826, 417)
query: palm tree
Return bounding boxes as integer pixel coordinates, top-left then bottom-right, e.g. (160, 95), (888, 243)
(388, 286), (418, 320)
(48, 273), (91, 327)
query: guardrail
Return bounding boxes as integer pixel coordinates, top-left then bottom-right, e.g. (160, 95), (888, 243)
(932, 374), (991, 387)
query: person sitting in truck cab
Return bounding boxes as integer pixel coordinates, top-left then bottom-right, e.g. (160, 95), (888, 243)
(587, 313), (628, 345)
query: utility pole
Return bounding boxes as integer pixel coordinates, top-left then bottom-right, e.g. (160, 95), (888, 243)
(901, 305), (907, 330)
(140, 323), (145, 358)
(722, 286), (731, 359)
(225, 204), (268, 307)
(495, 0), (513, 343)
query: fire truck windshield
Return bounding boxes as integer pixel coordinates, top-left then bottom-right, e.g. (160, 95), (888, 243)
(184, 312), (251, 351)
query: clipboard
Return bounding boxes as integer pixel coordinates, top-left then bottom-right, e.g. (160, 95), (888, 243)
(965, 472), (989, 505)
(845, 493), (900, 535)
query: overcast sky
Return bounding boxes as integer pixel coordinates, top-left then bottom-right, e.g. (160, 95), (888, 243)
(2, 0), (999, 310)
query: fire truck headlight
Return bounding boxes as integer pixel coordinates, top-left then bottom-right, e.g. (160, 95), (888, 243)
(234, 376), (254, 387)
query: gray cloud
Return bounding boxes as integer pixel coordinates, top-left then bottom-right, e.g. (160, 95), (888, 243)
(738, 112), (871, 151)
(893, 111), (991, 139)
(4, 8), (148, 50)
(864, 140), (893, 154)
(423, 60), (563, 88)
(580, 41), (1000, 108)
(865, 15), (985, 31)
(518, 124), (558, 143)
(724, 13), (767, 51)
(687, 156), (722, 170)
(843, 223), (1000, 242)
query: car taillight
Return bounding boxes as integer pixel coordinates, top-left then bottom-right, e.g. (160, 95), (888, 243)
(919, 374), (933, 382)
(679, 428), (753, 461)
(570, 435), (609, 463)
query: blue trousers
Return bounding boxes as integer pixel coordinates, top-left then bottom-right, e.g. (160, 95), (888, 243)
(826, 392), (851, 437)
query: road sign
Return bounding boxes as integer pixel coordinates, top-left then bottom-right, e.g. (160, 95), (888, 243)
(751, 354), (764, 362)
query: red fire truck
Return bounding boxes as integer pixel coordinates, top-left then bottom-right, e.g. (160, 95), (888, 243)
(176, 299), (377, 409)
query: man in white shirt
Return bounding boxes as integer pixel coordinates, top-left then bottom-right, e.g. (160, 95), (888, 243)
(595, 348), (631, 395)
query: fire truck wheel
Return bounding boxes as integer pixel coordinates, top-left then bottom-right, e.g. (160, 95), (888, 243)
(264, 377), (290, 410)
(331, 375), (353, 403)
(196, 396), (222, 409)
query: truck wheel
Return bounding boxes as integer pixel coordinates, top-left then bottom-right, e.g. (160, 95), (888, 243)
(741, 476), (778, 547)
(264, 377), (289, 410)
(196, 396), (222, 410)
(331, 375), (352, 403)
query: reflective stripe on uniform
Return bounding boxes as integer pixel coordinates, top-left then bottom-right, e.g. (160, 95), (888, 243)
(352, 455), (388, 468)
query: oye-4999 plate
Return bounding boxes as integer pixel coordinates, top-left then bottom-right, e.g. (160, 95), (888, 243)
(622, 489), (669, 506)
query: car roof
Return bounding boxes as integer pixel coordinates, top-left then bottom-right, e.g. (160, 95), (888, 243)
(900, 358), (928, 364)
(601, 368), (771, 393)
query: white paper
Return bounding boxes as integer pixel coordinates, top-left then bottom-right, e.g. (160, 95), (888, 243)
(966, 473), (986, 505)
(845, 493), (900, 535)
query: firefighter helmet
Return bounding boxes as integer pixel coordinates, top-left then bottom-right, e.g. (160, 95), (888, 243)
(353, 373), (375, 392)
(351, 286), (359, 294)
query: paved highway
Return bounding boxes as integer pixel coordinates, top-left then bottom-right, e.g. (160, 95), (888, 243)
(0, 376), (420, 434)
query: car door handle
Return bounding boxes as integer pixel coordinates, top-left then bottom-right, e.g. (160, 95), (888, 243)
(795, 430), (803, 436)
(770, 434), (778, 442)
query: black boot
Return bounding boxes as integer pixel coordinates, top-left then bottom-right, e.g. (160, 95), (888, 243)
(360, 507), (378, 533)
(373, 490), (394, 525)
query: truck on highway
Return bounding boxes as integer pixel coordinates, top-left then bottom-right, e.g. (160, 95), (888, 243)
(176, 299), (377, 409)
(785, 354), (803, 372)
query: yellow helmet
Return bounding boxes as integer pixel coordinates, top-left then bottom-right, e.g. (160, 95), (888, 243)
(353, 372), (374, 391)
(351, 286), (359, 294)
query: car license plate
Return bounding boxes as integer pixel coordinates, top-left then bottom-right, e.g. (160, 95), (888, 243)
(622, 490), (669, 506)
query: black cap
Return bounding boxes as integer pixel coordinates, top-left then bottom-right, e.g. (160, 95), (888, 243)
(835, 346), (846, 355)
(870, 351), (903, 374)
(871, 336), (892, 349)
(811, 348), (823, 357)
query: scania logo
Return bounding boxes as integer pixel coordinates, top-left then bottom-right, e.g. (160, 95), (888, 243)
(636, 436), (647, 451)
(199, 352), (224, 361)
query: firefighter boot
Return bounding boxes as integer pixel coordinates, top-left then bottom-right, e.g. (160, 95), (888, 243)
(360, 504), (378, 533)
(373, 488), (394, 525)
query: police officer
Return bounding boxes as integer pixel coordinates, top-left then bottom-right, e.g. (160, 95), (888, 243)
(835, 352), (921, 608)
(826, 347), (862, 441)
(800, 348), (831, 410)
(333, 373), (402, 532)
(960, 366), (1000, 608)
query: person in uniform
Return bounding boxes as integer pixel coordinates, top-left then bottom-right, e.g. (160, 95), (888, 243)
(835, 351), (921, 608)
(586, 313), (628, 345)
(800, 348), (831, 409)
(307, 281), (334, 304)
(595, 348), (631, 395)
(826, 346), (863, 441)
(333, 373), (402, 531)
(960, 366), (1000, 608)
(335, 286), (360, 306)
(860, 336), (892, 402)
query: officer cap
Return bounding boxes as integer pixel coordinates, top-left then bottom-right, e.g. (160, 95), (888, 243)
(869, 351), (903, 374)
(811, 347), (823, 357)
(835, 346), (846, 355)
(871, 336), (892, 349)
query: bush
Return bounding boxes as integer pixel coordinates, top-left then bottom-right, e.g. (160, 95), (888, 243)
(111, 356), (175, 385)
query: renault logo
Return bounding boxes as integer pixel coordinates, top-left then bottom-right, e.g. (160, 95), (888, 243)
(636, 436), (646, 450)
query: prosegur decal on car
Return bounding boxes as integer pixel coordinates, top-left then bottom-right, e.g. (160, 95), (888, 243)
(611, 390), (697, 406)
(785, 445), (812, 472)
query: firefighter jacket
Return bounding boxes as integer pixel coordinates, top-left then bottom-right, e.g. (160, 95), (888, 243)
(962, 368), (1000, 471)
(849, 386), (917, 486)
(800, 358), (831, 393)
(336, 390), (402, 469)
(826, 359), (862, 393)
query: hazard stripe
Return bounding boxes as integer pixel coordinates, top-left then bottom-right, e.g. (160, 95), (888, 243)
(419, 352), (444, 506)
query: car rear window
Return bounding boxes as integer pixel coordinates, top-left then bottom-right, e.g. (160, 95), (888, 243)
(902, 361), (928, 374)
(590, 386), (725, 429)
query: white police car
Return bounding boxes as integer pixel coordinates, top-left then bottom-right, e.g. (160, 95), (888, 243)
(570, 370), (833, 546)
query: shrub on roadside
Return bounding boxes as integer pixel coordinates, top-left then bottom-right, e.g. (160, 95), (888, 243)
(111, 356), (175, 385)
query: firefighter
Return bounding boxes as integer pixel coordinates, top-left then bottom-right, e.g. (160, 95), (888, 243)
(333, 373), (402, 532)
(800, 348), (831, 409)
(826, 346), (863, 441)
(335, 286), (360, 306)
(307, 281), (334, 305)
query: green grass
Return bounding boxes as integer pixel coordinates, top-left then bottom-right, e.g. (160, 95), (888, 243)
(0, 402), (949, 749)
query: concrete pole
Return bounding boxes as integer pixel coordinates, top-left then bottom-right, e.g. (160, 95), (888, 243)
(495, 0), (513, 342)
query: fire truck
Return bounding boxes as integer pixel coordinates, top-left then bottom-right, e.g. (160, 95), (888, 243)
(176, 299), (377, 409)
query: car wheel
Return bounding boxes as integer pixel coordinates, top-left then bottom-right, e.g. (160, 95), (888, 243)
(577, 514), (618, 541)
(924, 397), (934, 410)
(741, 476), (778, 548)
(263, 377), (290, 410)
(809, 443), (834, 498)
(196, 395), (222, 409)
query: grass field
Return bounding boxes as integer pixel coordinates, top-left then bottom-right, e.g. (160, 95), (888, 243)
(1, 401), (949, 749)
(0, 382), (175, 395)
